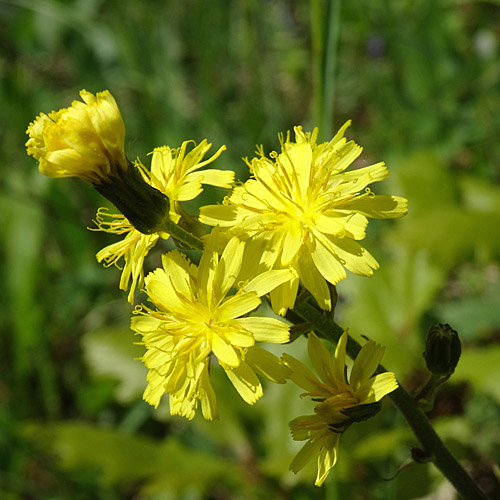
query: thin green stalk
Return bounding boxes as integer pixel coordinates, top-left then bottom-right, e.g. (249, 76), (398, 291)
(322, 0), (341, 139)
(311, 0), (341, 141)
(293, 295), (490, 500)
(158, 218), (204, 251)
(311, 0), (324, 136)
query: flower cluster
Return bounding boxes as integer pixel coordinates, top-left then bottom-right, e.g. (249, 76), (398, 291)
(26, 90), (406, 487)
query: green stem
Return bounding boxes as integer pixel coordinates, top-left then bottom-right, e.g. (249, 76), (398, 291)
(322, 0), (341, 139)
(292, 295), (490, 500)
(311, 0), (324, 137)
(158, 217), (204, 251)
(311, 0), (341, 141)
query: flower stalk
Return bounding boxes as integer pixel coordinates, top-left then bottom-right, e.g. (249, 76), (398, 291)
(155, 215), (204, 251)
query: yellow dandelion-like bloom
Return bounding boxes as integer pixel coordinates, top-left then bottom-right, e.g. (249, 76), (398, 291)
(200, 122), (408, 315)
(132, 230), (294, 420)
(92, 140), (233, 303)
(26, 90), (127, 184)
(282, 331), (398, 486)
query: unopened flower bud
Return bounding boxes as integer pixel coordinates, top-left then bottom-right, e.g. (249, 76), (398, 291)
(94, 163), (170, 235)
(26, 90), (128, 184)
(423, 324), (461, 377)
(26, 89), (171, 235)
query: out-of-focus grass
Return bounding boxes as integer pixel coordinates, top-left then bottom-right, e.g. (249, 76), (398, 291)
(1, 0), (500, 498)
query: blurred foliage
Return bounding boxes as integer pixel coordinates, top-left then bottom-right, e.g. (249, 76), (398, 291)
(1, 0), (500, 498)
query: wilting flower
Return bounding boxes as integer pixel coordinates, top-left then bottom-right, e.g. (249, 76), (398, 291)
(92, 139), (233, 302)
(132, 230), (294, 420)
(26, 90), (127, 184)
(282, 331), (398, 486)
(200, 123), (408, 315)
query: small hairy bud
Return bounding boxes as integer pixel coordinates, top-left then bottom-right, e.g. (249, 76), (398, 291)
(423, 324), (461, 377)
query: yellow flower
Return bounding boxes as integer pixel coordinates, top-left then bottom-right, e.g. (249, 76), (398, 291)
(282, 331), (398, 486)
(200, 123), (408, 315)
(26, 90), (127, 184)
(91, 209), (162, 303)
(146, 140), (232, 224)
(132, 230), (294, 420)
(92, 140), (233, 303)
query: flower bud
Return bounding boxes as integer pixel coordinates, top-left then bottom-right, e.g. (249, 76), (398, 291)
(26, 90), (128, 184)
(423, 324), (461, 377)
(26, 89), (171, 235)
(94, 164), (170, 235)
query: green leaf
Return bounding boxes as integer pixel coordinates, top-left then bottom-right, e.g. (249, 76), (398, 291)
(82, 327), (147, 404)
(453, 345), (500, 403)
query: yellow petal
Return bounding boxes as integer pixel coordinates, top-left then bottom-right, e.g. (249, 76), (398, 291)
(308, 332), (336, 386)
(319, 211), (368, 240)
(281, 221), (303, 265)
(80, 89), (125, 159)
(355, 372), (398, 404)
(284, 141), (313, 198)
(269, 275), (299, 316)
(151, 146), (175, 180)
(315, 433), (340, 486)
(313, 213), (346, 236)
(290, 437), (324, 474)
(196, 231), (218, 305)
(296, 249), (331, 311)
(330, 120), (351, 146)
(199, 204), (241, 226)
(328, 141), (362, 175)
(131, 315), (163, 334)
(325, 236), (379, 277)
(245, 346), (291, 383)
(160, 250), (194, 301)
(212, 333), (239, 367)
(260, 230), (285, 270)
(223, 360), (263, 404)
(222, 328), (255, 348)
(232, 317), (290, 343)
(308, 233), (346, 285)
(174, 179), (203, 201)
(332, 331), (348, 384)
(44, 149), (99, 178)
(350, 340), (385, 390)
(145, 272), (188, 315)
(185, 168), (234, 189)
(199, 363), (219, 420)
(215, 236), (245, 299)
(243, 269), (296, 297)
(335, 161), (388, 186)
(289, 414), (324, 440)
(217, 292), (261, 322)
(143, 374), (167, 409)
(337, 194), (408, 219)
(281, 353), (320, 393)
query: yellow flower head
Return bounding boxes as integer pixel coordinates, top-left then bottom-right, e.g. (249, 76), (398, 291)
(92, 140), (233, 303)
(132, 230), (294, 420)
(26, 90), (127, 184)
(200, 122), (408, 315)
(282, 331), (398, 486)
(146, 140), (232, 223)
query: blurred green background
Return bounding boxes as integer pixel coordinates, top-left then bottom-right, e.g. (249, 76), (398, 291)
(1, 0), (500, 498)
